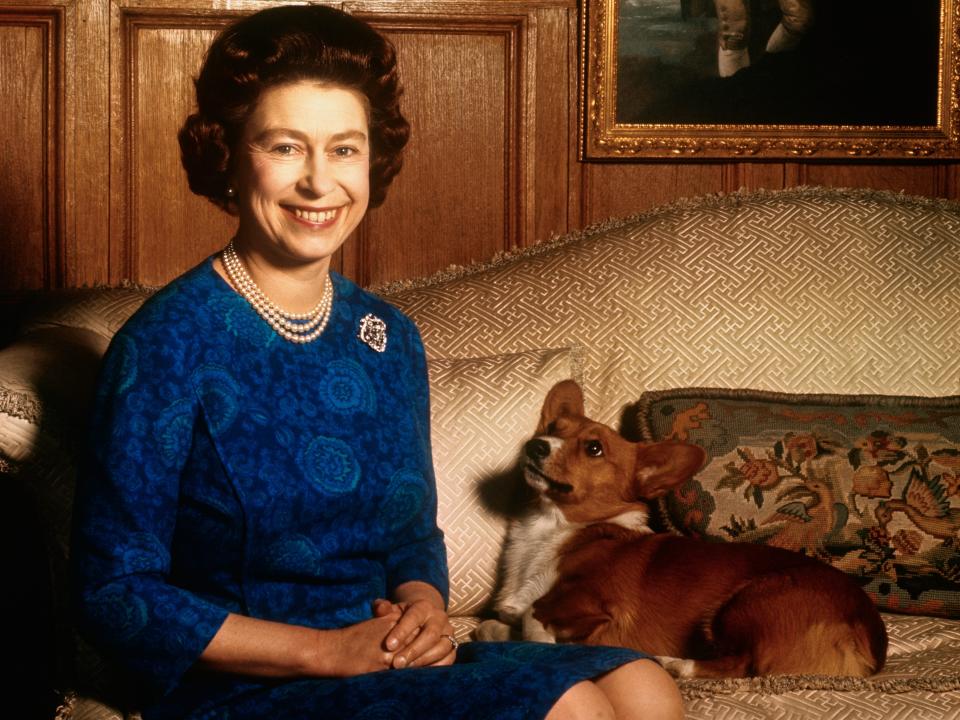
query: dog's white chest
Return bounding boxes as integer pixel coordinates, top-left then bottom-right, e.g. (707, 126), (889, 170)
(495, 505), (574, 621)
(495, 507), (653, 620)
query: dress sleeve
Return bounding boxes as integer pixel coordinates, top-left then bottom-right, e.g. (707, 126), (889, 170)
(71, 328), (229, 701)
(383, 319), (450, 605)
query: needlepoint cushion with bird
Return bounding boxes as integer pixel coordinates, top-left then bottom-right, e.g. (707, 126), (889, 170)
(637, 388), (960, 618)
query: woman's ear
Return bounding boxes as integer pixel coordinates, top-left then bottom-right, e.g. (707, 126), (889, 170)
(631, 442), (706, 500)
(536, 380), (585, 434)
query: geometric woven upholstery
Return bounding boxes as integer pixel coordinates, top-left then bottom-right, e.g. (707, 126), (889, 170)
(679, 613), (960, 718)
(381, 187), (960, 428)
(20, 287), (155, 341)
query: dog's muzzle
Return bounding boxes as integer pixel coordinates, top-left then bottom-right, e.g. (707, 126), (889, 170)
(524, 439), (573, 494)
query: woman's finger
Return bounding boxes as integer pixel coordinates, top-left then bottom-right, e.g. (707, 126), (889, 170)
(373, 599), (400, 618)
(384, 603), (427, 652)
(393, 613), (454, 668)
(405, 629), (458, 668)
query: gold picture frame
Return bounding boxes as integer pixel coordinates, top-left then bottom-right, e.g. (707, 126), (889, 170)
(581, 0), (960, 160)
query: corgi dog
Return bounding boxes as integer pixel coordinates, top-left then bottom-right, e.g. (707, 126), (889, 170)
(477, 380), (888, 679)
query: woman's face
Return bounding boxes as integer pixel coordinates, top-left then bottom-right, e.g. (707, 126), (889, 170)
(232, 81), (370, 269)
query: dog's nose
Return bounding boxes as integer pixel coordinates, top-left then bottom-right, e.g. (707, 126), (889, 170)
(525, 438), (551, 461)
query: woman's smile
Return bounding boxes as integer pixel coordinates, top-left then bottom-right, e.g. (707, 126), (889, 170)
(287, 206), (340, 226)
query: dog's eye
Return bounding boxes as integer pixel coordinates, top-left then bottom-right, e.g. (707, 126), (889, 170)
(584, 440), (604, 457)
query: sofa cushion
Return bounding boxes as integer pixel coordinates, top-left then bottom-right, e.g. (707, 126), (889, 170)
(1, 291), (156, 706)
(0, 325), (109, 534)
(19, 286), (154, 340)
(0, 325), (124, 703)
(427, 346), (583, 616)
(637, 387), (960, 618)
(680, 611), (960, 716)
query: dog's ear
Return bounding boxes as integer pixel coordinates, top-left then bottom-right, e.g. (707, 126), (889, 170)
(631, 442), (706, 500)
(536, 380), (585, 434)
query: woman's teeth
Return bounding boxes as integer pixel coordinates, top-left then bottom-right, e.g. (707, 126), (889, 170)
(293, 208), (336, 223)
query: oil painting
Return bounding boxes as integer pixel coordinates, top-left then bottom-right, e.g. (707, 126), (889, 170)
(582, 0), (960, 158)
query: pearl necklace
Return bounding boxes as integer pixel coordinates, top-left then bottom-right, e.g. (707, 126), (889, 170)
(222, 240), (333, 344)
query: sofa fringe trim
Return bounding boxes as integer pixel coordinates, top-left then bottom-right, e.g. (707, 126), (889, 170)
(53, 691), (75, 720)
(0, 386), (42, 426)
(370, 186), (960, 297)
(678, 672), (960, 699)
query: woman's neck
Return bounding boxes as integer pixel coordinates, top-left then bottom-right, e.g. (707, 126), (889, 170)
(219, 240), (331, 314)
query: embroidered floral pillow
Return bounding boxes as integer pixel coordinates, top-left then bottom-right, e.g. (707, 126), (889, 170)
(637, 388), (960, 618)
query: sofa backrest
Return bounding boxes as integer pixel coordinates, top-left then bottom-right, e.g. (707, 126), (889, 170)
(378, 186), (960, 618)
(381, 187), (960, 425)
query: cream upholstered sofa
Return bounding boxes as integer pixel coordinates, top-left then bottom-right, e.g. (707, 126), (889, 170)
(3, 186), (960, 719)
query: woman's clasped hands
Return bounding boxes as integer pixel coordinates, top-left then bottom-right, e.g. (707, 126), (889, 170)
(319, 581), (456, 677)
(373, 594), (458, 670)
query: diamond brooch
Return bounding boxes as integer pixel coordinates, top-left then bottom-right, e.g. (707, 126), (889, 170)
(358, 314), (387, 353)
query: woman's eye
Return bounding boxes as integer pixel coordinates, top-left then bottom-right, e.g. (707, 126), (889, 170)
(272, 144), (297, 155)
(584, 440), (604, 458)
(333, 146), (357, 158)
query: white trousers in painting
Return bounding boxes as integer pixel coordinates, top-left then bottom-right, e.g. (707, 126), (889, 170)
(714, 0), (814, 77)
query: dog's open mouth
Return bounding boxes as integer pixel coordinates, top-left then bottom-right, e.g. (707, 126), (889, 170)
(525, 463), (573, 494)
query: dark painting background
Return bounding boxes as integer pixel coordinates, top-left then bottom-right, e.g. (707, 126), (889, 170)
(616, 0), (941, 126)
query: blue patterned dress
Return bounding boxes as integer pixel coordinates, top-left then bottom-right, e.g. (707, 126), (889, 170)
(71, 258), (646, 719)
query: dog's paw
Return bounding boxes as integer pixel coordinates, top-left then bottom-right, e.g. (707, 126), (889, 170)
(521, 612), (557, 644)
(497, 604), (523, 624)
(657, 656), (696, 678)
(474, 619), (514, 642)
(526, 629), (557, 644)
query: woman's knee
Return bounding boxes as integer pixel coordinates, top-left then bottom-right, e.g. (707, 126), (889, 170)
(545, 680), (615, 720)
(595, 659), (684, 720)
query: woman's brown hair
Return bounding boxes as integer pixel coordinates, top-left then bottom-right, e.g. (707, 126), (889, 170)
(178, 5), (409, 211)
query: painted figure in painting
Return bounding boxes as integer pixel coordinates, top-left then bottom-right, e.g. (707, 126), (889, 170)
(715, 0), (814, 76)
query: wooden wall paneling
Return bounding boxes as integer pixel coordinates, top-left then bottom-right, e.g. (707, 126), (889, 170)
(563, 2), (583, 232)
(579, 163), (726, 225)
(783, 162), (809, 188)
(721, 163), (789, 193)
(349, 9), (527, 287)
(801, 163), (946, 198)
(0, 5), (63, 292)
(69, 0), (109, 287)
(531, 2), (577, 244)
(936, 163), (959, 198)
(111, 3), (246, 286)
(578, 158), (960, 225)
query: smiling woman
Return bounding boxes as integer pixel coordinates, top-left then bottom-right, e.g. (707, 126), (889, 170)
(69, 5), (683, 720)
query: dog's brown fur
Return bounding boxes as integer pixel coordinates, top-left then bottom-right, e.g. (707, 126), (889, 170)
(526, 380), (888, 678)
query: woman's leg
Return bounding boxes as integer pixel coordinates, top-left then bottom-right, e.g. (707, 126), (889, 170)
(545, 681), (615, 720)
(595, 659), (685, 720)
(545, 659), (683, 720)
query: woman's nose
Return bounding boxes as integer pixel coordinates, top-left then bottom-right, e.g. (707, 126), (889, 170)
(300, 155), (337, 197)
